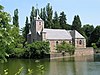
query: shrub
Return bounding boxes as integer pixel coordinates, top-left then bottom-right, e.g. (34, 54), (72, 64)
(56, 41), (75, 55)
(24, 41), (50, 58)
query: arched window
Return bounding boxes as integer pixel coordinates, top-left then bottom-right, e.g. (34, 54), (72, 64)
(39, 22), (41, 25)
(79, 40), (82, 45)
(56, 41), (58, 45)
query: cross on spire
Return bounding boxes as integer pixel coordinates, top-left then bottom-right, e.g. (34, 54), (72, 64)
(36, 4), (38, 10)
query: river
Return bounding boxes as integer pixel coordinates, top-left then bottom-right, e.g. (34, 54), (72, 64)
(0, 54), (100, 75)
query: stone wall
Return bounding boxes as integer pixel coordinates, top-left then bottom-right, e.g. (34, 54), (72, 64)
(74, 47), (94, 56)
(50, 47), (94, 59)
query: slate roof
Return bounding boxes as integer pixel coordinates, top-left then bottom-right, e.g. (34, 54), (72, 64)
(43, 28), (72, 40)
(75, 30), (84, 38)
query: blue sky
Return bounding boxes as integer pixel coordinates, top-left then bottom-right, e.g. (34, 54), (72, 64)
(0, 0), (100, 28)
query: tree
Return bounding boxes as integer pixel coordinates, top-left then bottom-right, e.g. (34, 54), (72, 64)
(46, 3), (53, 28)
(89, 26), (100, 46)
(25, 41), (50, 58)
(82, 24), (94, 37)
(59, 11), (67, 29)
(52, 11), (60, 29)
(30, 6), (35, 23)
(40, 8), (43, 19)
(71, 15), (82, 32)
(13, 9), (19, 27)
(56, 41), (75, 55)
(0, 5), (14, 62)
(82, 24), (94, 46)
(42, 8), (46, 27)
(23, 16), (29, 42)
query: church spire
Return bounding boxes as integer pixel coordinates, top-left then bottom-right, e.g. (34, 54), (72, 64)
(35, 4), (41, 20)
(36, 4), (38, 17)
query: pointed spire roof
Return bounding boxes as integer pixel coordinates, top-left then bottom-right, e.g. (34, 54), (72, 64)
(35, 4), (42, 20)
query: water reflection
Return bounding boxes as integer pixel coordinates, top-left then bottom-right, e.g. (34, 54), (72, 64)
(0, 55), (100, 75)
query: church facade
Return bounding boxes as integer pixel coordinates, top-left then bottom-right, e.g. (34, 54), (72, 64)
(27, 14), (86, 53)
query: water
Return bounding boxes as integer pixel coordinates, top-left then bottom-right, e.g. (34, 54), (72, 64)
(0, 54), (100, 75)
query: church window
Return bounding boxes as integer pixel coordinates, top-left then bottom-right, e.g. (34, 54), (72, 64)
(56, 41), (58, 45)
(69, 41), (71, 43)
(39, 22), (41, 25)
(79, 40), (82, 45)
(33, 39), (34, 42)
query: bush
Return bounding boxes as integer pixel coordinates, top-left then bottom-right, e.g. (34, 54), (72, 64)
(24, 41), (50, 58)
(56, 41), (75, 55)
(91, 43), (97, 49)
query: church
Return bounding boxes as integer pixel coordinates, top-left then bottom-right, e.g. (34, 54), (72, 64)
(27, 12), (86, 53)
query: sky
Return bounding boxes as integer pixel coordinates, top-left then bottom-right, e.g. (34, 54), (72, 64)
(0, 0), (100, 28)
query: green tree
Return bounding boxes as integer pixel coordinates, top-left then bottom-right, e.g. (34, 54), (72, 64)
(59, 11), (67, 29)
(52, 11), (60, 29)
(40, 8), (43, 19)
(46, 3), (53, 28)
(42, 8), (46, 27)
(0, 5), (14, 62)
(25, 41), (50, 58)
(96, 38), (100, 48)
(82, 24), (94, 46)
(30, 6), (35, 23)
(13, 9), (19, 27)
(72, 15), (82, 32)
(82, 24), (94, 37)
(89, 26), (100, 46)
(56, 42), (75, 55)
(23, 16), (29, 42)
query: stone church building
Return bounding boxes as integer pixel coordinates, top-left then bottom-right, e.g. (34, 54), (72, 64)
(27, 13), (86, 53)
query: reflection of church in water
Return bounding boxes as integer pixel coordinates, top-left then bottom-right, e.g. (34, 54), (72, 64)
(27, 10), (86, 52)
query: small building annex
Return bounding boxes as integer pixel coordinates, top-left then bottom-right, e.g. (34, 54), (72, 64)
(27, 13), (86, 53)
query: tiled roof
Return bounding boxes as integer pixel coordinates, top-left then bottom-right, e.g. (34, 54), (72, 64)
(43, 28), (72, 40)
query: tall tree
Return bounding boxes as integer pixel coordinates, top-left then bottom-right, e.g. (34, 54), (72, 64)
(89, 26), (100, 46)
(0, 5), (14, 62)
(42, 8), (46, 27)
(23, 16), (29, 42)
(53, 11), (60, 29)
(30, 6), (35, 23)
(71, 15), (82, 32)
(82, 24), (94, 46)
(59, 11), (67, 29)
(13, 9), (19, 27)
(82, 24), (94, 37)
(40, 8), (43, 19)
(46, 3), (53, 28)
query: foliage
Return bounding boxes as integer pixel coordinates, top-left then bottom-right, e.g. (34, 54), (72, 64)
(30, 6), (35, 22)
(96, 38), (100, 48)
(82, 24), (94, 46)
(56, 41), (75, 55)
(23, 16), (29, 42)
(91, 43), (97, 49)
(59, 11), (67, 29)
(24, 41), (50, 58)
(46, 3), (53, 28)
(52, 11), (60, 29)
(0, 5), (14, 63)
(13, 9), (19, 27)
(37, 64), (44, 75)
(2, 67), (33, 75)
(89, 26), (100, 47)
(1, 64), (45, 75)
(71, 15), (82, 32)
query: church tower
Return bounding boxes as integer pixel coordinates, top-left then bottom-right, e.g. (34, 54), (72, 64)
(30, 9), (44, 42)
